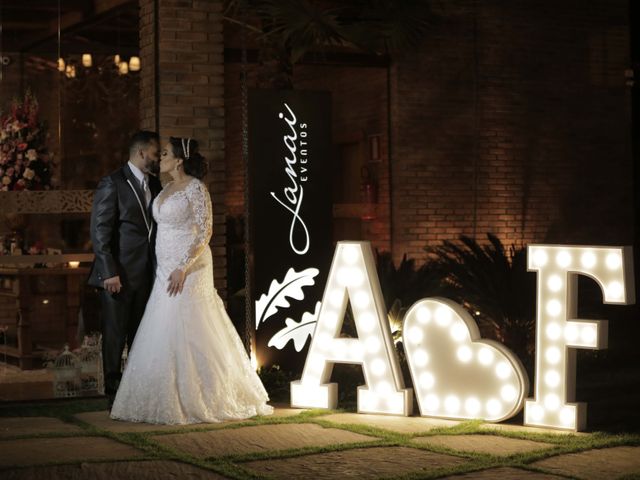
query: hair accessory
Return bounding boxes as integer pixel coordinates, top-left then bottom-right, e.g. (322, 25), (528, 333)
(181, 138), (191, 159)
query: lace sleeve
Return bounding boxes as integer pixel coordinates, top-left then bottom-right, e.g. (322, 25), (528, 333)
(176, 180), (213, 272)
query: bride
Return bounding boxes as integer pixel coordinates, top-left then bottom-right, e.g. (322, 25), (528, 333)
(110, 137), (273, 424)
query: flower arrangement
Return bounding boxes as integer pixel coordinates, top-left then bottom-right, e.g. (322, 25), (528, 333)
(0, 90), (54, 191)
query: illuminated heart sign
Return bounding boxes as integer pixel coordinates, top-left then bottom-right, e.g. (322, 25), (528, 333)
(290, 241), (635, 431)
(404, 298), (528, 422)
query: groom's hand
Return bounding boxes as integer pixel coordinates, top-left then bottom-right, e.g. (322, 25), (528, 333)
(167, 269), (186, 296)
(103, 275), (122, 294)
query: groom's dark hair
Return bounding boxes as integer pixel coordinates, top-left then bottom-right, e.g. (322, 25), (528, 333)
(129, 130), (159, 156)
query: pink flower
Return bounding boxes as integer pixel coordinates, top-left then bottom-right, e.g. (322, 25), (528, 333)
(6, 168), (14, 177)
(26, 149), (37, 161)
(2, 176), (11, 185)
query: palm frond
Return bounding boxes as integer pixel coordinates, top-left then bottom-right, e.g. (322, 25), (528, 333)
(428, 234), (537, 375)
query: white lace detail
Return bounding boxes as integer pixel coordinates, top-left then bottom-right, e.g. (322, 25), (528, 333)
(110, 177), (273, 424)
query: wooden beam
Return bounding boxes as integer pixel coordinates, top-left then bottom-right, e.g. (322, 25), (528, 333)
(19, 0), (135, 52)
(2, 22), (50, 31)
(2, 0), (88, 11)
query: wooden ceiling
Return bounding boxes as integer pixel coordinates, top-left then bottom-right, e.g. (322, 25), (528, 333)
(1, 0), (138, 54)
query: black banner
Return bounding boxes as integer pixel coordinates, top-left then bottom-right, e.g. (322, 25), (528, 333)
(249, 89), (333, 371)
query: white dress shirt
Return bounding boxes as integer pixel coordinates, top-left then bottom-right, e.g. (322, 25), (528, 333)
(128, 161), (151, 206)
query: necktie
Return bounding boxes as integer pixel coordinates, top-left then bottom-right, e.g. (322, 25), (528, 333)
(142, 177), (152, 207)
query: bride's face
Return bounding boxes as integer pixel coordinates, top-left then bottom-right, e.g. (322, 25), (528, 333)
(160, 142), (183, 174)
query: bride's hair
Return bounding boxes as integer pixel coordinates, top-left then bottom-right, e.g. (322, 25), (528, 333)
(169, 137), (208, 179)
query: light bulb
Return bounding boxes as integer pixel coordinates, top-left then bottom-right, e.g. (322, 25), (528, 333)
(419, 372), (435, 389)
(556, 251), (572, 267)
(82, 53), (92, 68)
(129, 56), (141, 71)
(581, 251), (596, 268)
(413, 349), (429, 367)
(457, 346), (472, 363)
(606, 252), (622, 270)
(544, 370), (560, 388)
(478, 347), (494, 366)
(341, 245), (359, 264)
(532, 249), (548, 267)
(547, 275), (563, 292)
(417, 307), (431, 324)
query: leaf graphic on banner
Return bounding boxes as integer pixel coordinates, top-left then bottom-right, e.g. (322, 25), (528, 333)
(268, 302), (321, 352)
(255, 267), (319, 328)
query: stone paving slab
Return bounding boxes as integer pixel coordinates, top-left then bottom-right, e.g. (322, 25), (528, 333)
(74, 405), (298, 433)
(532, 446), (640, 480)
(244, 446), (467, 479)
(413, 434), (554, 456)
(0, 417), (83, 438)
(154, 423), (377, 458)
(2, 460), (229, 479)
(73, 410), (245, 433)
(480, 422), (586, 436)
(0, 436), (144, 468)
(441, 466), (564, 479)
(320, 413), (460, 434)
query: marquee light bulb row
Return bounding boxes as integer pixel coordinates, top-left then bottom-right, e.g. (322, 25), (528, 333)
(290, 242), (635, 431)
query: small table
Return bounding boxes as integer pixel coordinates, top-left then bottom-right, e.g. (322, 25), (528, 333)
(0, 255), (93, 370)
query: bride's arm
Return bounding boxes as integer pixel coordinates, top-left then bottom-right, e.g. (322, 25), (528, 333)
(176, 179), (213, 273)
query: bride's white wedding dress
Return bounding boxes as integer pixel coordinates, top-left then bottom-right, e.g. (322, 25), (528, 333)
(110, 177), (273, 424)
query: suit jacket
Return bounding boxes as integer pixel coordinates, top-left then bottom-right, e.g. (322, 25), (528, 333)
(88, 164), (163, 289)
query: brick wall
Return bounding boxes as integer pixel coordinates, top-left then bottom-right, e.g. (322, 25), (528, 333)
(139, 0), (227, 296)
(391, 0), (633, 262)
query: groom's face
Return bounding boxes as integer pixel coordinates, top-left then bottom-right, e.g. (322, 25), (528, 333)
(143, 140), (160, 175)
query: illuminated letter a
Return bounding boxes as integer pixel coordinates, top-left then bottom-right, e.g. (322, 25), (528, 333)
(291, 242), (413, 415)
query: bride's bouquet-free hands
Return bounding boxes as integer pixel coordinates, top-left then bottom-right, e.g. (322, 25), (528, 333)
(167, 269), (186, 296)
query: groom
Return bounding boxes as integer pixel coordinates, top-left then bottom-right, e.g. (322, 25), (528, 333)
(88, 131), (162, 408)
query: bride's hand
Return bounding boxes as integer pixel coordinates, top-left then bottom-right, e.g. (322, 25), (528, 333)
(167, 269), (186, 296)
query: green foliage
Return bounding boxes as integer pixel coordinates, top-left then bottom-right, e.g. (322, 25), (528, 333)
(224, 0), (445, 87)
(375, 250), (445, 341)
(257, 364), (296, 402)
(427, 234), (537, 375)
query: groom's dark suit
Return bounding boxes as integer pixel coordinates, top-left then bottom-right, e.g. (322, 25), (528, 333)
(88, 163), (162, 402)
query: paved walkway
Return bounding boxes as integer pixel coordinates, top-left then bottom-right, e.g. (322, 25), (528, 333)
(0, 405), (639, 479)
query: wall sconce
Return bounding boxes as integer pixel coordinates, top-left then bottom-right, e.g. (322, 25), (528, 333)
(57, 58), (66, 72)
(81, 54), (93, 68)
(114, 54), (121, 66)
(68, 261), (80, 269)
(118, 61), (129, 75)
(129, 56), (141, 72)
